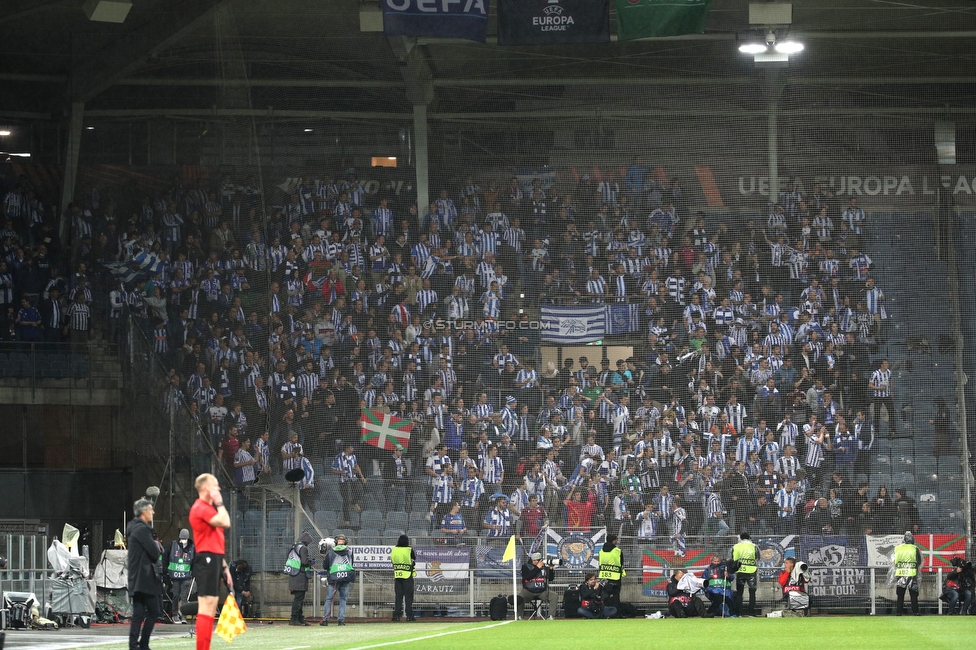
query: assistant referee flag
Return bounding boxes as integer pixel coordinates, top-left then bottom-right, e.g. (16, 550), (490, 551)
(502, 534), (517, 562)
(615, 0), (712, 41)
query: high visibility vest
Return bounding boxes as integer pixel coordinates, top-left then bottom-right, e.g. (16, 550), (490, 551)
(732, 541), (758, 574)
(598, 547), (624, 581)
(893, 544), (918, 577)
(391, 546), (415, 579)
(327, 548), (356, 583)
(167, 541), (194, 580)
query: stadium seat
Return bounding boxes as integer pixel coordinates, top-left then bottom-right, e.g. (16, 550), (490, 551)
(10, 352), (29, 377)
(346, 509), (361, 528)
(357, 528), (382, 543)
(383, 527), (405, 538)
(410, 492), (429, 513)
(333, 528), (354, 540)
(244, 509), (262, 528)
(360, 509), (384, 529)
(268, 510), (293, 537)
(314, 510), (339, 531)
(407, 528), (429, 540)
(409, 511), (430, 529)
(69, 353), (90, 378)
(385, 511), (408, 531)
(363, 490), (386, 510)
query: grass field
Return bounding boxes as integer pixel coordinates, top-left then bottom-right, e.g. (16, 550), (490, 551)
(86, 617), (976, 650)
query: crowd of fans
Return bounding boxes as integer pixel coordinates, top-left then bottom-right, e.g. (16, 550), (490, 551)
(1, 157), (918, 543)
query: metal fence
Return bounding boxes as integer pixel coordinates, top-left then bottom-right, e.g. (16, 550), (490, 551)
(218, 500), (972, 619)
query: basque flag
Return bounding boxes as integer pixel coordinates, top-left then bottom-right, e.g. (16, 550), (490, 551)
(360, 408), (414, 450)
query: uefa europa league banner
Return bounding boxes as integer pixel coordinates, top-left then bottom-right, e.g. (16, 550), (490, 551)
(382, 0), (489, 42)
(497, 0), (610, 46)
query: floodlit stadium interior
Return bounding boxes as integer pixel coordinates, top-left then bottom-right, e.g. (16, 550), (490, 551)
(0, 0), (975, 628)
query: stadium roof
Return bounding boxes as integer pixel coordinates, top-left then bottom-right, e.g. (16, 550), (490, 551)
(1, 0), (975, 120)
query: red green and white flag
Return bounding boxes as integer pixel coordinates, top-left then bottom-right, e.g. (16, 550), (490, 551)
(360, 408), (413, 450)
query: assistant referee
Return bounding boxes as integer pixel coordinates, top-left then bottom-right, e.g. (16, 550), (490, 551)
(189, 473), (233, 650)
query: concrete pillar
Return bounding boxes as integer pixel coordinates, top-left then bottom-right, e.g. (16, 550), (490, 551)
(414, 104), (429, 220)
(59, 101), (85, 245)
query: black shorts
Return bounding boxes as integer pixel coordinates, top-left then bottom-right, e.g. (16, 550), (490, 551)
(192, 552), (225, 597)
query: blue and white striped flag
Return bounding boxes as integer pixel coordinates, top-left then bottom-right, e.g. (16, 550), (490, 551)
(607, 304), (640, 335)
(541, 305), (605, 344)
(104, 252), (166, 285)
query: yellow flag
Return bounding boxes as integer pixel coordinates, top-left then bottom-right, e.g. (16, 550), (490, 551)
(114, 529), (126, 549)
(501, 535), (516, 563)
(215, 594), (248, 643)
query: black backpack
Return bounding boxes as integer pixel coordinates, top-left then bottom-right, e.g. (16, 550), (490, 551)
(489, 594), (508, 620)
(562, 586), (582, 618)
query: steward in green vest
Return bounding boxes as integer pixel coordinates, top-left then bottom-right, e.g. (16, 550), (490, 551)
(597, 534), (626, 607)
(892, 531), (922, 616)
(166, 529), (195, 624)
(391, 534), (417, 622)
(732, 532), (759, 616)
(321, 534), (356, 626)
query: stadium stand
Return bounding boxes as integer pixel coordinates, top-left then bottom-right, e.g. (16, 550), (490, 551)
(3, 159), (967, 546)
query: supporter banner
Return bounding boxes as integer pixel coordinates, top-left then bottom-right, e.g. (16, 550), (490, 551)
(474, 543), (524, 578)
(607, 303), (640, 335)
(416, 547), (470, 594)
(864, 534), (905, 568)
(806, 567), (870, 599)
(497, 0), (610, 46)
(103, 252), (166, 285)
(360, 408), (414, 450)
(757, 534), (796, 579)
(529, 527), (606, 572)
(614, 0), (712, 41)
(916, 534), (967, 572)
(382, 0), (489, 42)
(350, 545), (394, 569)
(798, 535), (864, 569)
(641, 547), (710, 597)
(515, 167), (558, 194)
(541, 305), (606, 343)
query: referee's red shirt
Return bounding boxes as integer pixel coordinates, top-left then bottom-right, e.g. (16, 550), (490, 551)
(189, 498), (225, 554)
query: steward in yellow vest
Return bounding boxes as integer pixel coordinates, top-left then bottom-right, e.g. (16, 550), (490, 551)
(390, 534), (417, 622)
(892, 531), (922, 616)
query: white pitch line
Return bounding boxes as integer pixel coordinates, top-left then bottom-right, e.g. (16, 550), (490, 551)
(346, 620), (515, 650)
(281, 646), (311, 650)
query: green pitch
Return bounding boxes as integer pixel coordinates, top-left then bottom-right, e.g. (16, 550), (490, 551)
(91, 617), (976, 650)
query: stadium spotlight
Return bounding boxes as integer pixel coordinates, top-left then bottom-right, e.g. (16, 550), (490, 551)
(304, 128), (314, 133)
(85, 126), (95, 131)
(0, 130), (10, 137)
(739, 42), (768, 54)
(774, 40), (804, 54)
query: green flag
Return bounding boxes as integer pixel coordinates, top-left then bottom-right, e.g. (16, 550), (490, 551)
(615, 0), (712, 41)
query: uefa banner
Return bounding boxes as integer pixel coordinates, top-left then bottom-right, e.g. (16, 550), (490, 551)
(614, 0), (713, 41)
(497, 0), (610, 46)
(382, 0), (489, 42)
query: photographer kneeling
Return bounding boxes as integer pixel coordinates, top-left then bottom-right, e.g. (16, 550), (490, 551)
(517, 552), (555, 617)
(578, 573), (616, 619)
(940, 557), (974, 615)
(768, 557), (810, 617)
(667, 569), (711, 618)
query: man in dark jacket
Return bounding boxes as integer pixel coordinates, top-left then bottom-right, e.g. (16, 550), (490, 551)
(127, 498), (163, 650)
(165, 528), (195, 624)
(287, 531), (314, 625)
